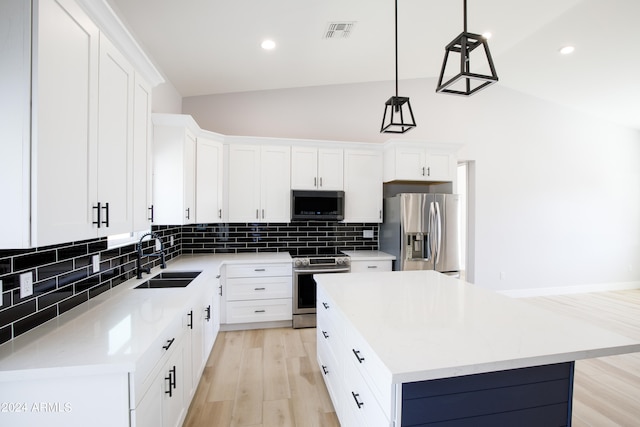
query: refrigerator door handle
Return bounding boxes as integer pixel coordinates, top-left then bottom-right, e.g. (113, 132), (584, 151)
(434, 201), (442, 264)
(428, 202), (436, 261)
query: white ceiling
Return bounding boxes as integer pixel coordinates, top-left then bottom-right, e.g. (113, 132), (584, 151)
(107, 0), (640, 130)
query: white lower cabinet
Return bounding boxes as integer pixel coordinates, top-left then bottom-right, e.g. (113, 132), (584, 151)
(349, 260), (392, 273)
(222, 263), (293, 325)
(317, 285), (392, 427)
(135, 336), (186, 427)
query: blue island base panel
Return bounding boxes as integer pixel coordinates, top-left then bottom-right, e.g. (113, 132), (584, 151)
(401, 362), (574, 427)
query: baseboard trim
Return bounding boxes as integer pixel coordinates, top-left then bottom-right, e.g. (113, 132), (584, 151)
(220, 320), (293, 331)
(497, 281), (640, 298)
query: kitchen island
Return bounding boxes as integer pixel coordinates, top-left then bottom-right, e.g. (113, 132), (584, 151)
(315, 270), (640, 426)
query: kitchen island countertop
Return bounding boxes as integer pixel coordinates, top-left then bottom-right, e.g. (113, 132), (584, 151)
(316, 270), (640, 384)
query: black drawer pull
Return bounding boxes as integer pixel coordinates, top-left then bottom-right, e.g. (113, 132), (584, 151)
(351, 392), (364, 409)
(162, 338), (175, 350)
(255, 309), (266, 313)
(254, 268), (266, 272)
(367, 265), (378, 269)
(322, 330), (329, 339)
(322, 302), (330, 309)
(205, 305), (211, 321)
(165, 374), (172, 396)
(254, 287), (266, 291)
(352, 349), (365, 363)
(322, 365), (329, 375)
(187, 310), (193, 329)
(169, 365), (177, 389)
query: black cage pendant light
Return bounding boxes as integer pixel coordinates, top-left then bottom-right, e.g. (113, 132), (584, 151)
(380, 0), (416, 133)
(436, 0), (498, 96)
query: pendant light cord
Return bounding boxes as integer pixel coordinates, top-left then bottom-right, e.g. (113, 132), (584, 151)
(463, 0), (467, 32)
(394, 0), (398, 98)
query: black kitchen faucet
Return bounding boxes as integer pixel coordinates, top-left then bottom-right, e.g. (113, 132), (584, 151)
(136, 232), (167, 279)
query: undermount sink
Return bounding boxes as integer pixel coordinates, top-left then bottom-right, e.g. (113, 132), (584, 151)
(135, 271), (202, 289)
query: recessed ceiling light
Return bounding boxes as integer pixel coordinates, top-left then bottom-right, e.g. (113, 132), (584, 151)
(261, 39), (276, 50)
(482, 32), (492, 39)
(559, 45), (575, 55)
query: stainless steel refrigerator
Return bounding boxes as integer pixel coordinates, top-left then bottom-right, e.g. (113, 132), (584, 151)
(381, 193), (461, 275)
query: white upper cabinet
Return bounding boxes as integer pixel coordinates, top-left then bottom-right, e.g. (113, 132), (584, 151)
(32, 0), (100, 246)
(132, 73), (153, 231)
(195, 137), (224, 223)
(343, 149), (383, 223)
(0, 0), (161, 249)
(152, 115), (198, 225)
(96, 34), (135, 236)
(228, 145), (291, 222)
(291, 146), (343, 190)
(383, 141), (457, 183)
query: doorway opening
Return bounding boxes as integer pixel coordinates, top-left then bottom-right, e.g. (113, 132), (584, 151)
(457, 161), (475, 283)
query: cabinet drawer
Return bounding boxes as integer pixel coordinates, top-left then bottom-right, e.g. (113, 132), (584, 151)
(343, 355), (390, 427)
(226, 298), (292, 323)
(317, 333), (343, 418)
(226, 276), (292, 301)
(225, 263), (292, 278)
(132, 315), (184, 407)
(345, 326), (394, 419)
(349, 260), (392, 273)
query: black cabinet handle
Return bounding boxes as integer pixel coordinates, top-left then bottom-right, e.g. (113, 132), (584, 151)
(170, 365), (176, 389)
(322, 365), (329, 375)
(93, 203), (101, 228)
(255, 309), (266, 313)
(322, 331), (329, 339)
(322, 302), (329, 309)
(162, 338), (175, 350)
(205, 305), (211, 321)
(165, 373), (173, 397)
(187, 310), (193, 329)
(148, 205), (154, 222)
(218, 285), (222, 296)
(102, 202), (110, 227)
(186, 207), (190, 219)
(351, 392), (364, 409)
(352, 349), (365, 363)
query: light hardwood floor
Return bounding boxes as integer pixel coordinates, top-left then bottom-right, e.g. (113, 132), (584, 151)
(184, 289), (640, 427)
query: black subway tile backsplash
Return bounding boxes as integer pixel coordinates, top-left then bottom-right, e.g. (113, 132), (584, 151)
(0, 221), (377, 346)
(0, 226), (182, 345)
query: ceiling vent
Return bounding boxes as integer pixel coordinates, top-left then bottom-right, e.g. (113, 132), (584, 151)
(324, 22), (356, 39)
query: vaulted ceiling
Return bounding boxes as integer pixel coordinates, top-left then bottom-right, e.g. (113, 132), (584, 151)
(108, 0), (640, 130)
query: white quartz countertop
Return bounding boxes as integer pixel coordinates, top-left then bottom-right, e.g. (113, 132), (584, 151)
(0, 252), (291, 380)
(316, 270), (640, 384)
(341, 250), (395, 261)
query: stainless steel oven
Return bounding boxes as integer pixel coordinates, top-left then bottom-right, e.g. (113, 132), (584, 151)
(292, 256), (350, 328)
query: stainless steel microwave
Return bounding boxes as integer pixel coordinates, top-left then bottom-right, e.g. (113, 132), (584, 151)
(291, 190), (345, 221)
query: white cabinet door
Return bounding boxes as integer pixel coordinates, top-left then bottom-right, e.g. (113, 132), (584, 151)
(132, 73), (153, 231)
(183, 133), (196, 223)
(317, 148), (344, 190)
(96, 34), (134, 236)
(290, 146), (318, 189)
(344, 149), (383, 222)
(425, 151), (454, 181)
(0, 0), (31, 248)
(261, 145), (291, 222)
(32, 0), (99, 246)
(196, 137), (223, 223)
(228, 145), (261, 222)
(162, 344), (186, 427)
(291, 146), (343, 190)
(152, 118), (197, 225)
(228, 144), (290, 222)
(393, 146), (427, 181)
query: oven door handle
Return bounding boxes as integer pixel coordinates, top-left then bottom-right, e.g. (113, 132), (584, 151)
(294, 268), (350, 274)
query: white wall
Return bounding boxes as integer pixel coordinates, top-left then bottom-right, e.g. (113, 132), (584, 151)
(152, 81), (182, 114)
(182, 78), (640, 294)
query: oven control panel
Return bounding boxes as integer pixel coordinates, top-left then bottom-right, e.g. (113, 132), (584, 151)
(293, 256), (350, 269)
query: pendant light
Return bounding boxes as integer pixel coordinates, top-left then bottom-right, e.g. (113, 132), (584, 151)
(436, 0), (498, 96)
(381, 0), (416, 133)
